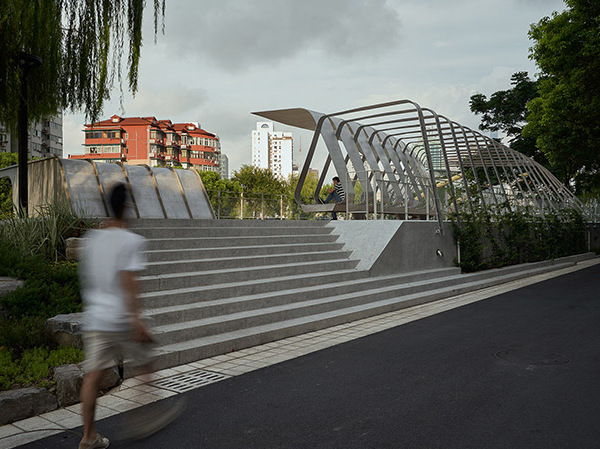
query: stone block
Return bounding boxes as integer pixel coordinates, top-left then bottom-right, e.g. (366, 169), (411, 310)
(54, 364), (121, 408)
(99, 366), (122, 392)
(0, 277), (23, 298)
(46, 313), (85, 348)
(0, 388), (58, 426)
(65, 237), (87, 261)
(53, 364), (83, 407)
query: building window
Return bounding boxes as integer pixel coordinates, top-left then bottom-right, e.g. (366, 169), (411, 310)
(87, 131), (102, 139)
(150, 130), (164, 140)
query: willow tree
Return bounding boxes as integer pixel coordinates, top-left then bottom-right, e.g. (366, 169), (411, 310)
(0, 0), (165, 129)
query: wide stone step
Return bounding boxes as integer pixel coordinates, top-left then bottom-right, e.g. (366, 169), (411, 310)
(139, 259), (360, 292)
(134, 226), (333, 239)
(145, 242), (346, 262)
(140, 269), (370, 308)
(130, 219), (328, 228)
(151, 266), (514, 344)
(145, 234), (339, 250)
(144, 268), (462, 326)
(149, 261), (578, 371)
(143, 250), (353, 275)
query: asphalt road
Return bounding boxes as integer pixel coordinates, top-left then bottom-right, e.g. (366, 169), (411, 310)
(17, 263), (600, 449)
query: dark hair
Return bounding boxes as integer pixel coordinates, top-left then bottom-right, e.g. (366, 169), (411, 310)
(108, 183), (128, 219)
(332, 176), (340, 183)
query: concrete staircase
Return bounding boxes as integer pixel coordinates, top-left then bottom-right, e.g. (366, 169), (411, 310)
(131, 219), (594, 371)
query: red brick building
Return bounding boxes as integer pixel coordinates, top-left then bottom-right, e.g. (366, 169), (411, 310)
(69, 115), (220, 171)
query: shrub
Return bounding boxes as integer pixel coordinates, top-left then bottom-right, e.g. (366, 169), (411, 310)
(0, 202), (97, 262)
(451, 203), (587, 272)
(0, 201), (95, 391)
(0, 316), (49, 352)
(0, 261), (81, 354)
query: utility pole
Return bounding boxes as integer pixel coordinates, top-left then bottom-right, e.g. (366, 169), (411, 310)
(17, 52), (42, 215)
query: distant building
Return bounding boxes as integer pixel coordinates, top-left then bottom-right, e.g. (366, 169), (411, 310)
(69, 115), (220, 172)
(0, 113), (62, 158)
(219, 153), (229, 179)
(251, 121), (293, 179)
(172, 122), (220, 172)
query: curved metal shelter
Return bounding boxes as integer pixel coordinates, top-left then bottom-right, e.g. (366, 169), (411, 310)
(254, 100), (582, 228)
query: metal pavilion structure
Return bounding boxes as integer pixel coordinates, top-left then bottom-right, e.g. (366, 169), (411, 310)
(254, 100), (582, 229)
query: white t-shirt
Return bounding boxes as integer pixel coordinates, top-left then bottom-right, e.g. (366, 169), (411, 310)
(80, 227), (147, 332)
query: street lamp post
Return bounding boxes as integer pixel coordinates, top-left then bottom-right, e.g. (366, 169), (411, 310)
(18, 52), (42, 215)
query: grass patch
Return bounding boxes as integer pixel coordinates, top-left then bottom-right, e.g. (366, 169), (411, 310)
(0, 346), (83, 390)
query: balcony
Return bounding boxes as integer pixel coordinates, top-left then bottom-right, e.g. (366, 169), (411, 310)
(85, 137), (124, 145)
(149, 152), (166, 160)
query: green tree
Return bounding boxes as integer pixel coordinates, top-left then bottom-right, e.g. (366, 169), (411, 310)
(469, 72), (546, 164)
(0, 0), (165, 129)
(523, 0), (600, 191)
(197, 170), (242, 218)
(232, 165), (285, 196)
(284, 171), (321, 218)
(0, 152), (18, 215)
(231, 165), (285, 218)
(197, 170), (242, 195)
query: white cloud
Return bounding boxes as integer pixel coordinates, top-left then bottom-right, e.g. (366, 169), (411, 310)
(63, 0), (566, 172)
(162, 0), (402, 72)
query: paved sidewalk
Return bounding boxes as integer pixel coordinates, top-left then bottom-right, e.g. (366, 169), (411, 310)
(1, 258), (599, 448)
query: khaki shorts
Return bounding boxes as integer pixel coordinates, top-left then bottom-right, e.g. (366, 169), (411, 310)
(83, 331), (155, 373)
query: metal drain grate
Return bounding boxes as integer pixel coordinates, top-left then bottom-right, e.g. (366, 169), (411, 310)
(152, 369), (230, 393)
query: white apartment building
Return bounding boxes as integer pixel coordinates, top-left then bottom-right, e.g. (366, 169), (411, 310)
(251, 121), (293, 179)
(219, 153), (229, 179)
(0, 113), (63, 158)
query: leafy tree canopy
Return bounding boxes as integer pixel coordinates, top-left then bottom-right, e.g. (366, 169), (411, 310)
(0, 0), (165, 130)
(197, 170), (242, 194)
(285, 172), (322, 203)
(523, 0), (600, 189)
(469, 72), (546, 165)
(232, 165), (285, 197)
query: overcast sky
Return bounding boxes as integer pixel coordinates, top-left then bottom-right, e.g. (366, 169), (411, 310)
(63, 0), (567, 176)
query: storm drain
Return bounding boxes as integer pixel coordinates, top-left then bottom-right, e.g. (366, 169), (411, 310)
(152, 369), (231, 393)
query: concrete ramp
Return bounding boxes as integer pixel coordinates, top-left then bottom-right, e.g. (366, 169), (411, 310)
(0, 157), (215, 218)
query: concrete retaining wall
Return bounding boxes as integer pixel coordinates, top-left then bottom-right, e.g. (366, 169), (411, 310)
(327, 220), (457, 275)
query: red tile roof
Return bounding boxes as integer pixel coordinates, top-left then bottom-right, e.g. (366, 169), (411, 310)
(86, 117), (216, 137)
(172, 122), (215, 138)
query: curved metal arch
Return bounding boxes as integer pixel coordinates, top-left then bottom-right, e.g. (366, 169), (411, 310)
(253, 100), (584, 226)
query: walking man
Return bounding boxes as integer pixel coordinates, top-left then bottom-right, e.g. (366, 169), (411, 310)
(78, 183), (153, 449)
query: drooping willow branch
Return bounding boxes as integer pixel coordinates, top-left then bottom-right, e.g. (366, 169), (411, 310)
(0, 0), (166, 129)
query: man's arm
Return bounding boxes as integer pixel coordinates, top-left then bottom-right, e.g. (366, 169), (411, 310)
(121, 270), (153, 342)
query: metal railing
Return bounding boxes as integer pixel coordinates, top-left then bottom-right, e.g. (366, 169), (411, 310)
(343, 170), (435, 220)
(206, 190), (320, 220)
